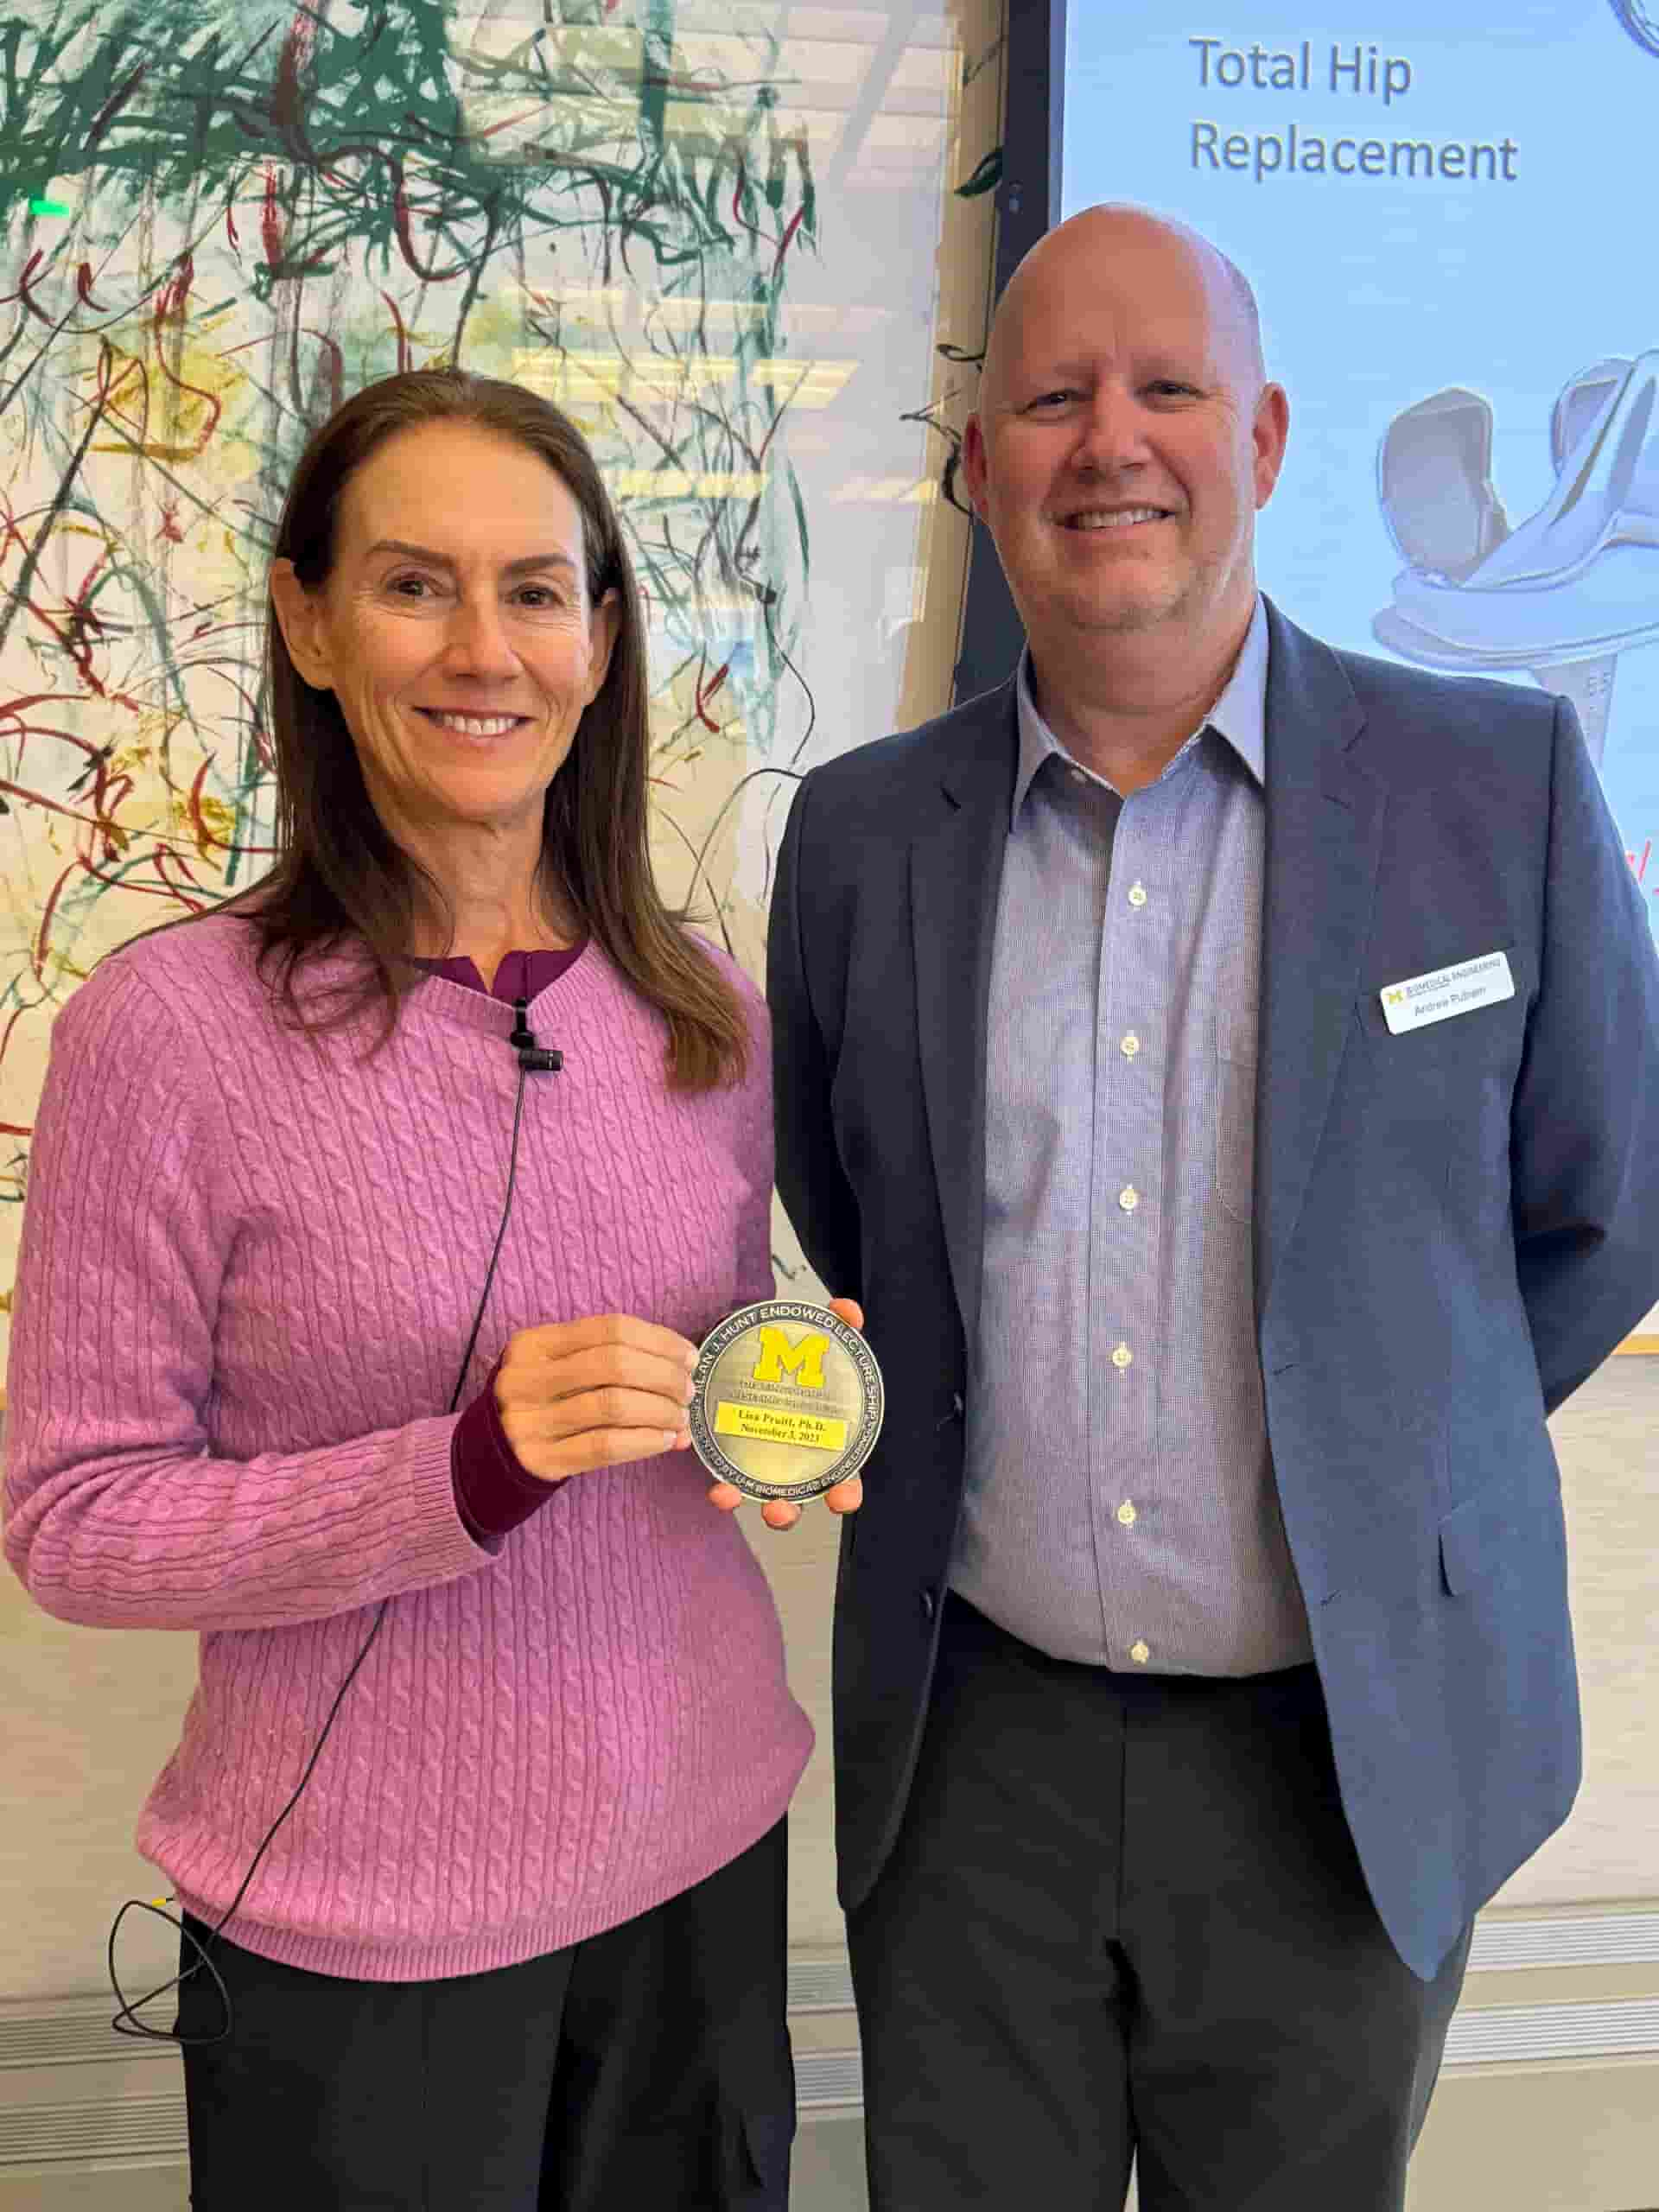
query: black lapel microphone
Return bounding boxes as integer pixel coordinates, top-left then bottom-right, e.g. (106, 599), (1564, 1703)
(509, 996), (563, 1074)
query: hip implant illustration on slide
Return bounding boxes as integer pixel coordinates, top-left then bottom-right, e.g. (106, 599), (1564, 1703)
(1610, 0), (1659, 61)
(1372, 353), (1659, 766)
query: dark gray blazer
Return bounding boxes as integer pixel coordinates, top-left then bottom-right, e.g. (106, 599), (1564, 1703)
(768, 598), (1659, 1980)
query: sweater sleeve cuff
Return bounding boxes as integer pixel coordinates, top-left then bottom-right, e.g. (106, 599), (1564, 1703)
(452, 1362), (562, 1543)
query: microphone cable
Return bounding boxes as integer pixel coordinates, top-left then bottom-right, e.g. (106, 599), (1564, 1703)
(109, 998), (556, 2045)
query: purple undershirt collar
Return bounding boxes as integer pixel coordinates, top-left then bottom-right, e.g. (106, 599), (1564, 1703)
(414, 943), (587, 1003)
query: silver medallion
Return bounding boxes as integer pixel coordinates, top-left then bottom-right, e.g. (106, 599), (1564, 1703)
(688, 1300), (883, 1503)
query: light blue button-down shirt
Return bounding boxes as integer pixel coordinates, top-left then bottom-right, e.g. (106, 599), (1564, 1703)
(950, 598), (1313, 1674)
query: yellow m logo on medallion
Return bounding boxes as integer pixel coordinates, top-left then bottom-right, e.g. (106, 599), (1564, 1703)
(751, 1327), (830, 1390)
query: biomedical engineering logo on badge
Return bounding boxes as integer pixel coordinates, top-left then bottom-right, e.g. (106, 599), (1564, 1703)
(1611, 0), (1659, 59)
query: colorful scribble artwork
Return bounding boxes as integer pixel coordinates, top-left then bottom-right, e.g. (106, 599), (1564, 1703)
(0, 0), (904, 1334)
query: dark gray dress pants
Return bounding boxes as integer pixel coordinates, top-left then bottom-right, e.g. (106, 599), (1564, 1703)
(846, 1594), (1471, 2212)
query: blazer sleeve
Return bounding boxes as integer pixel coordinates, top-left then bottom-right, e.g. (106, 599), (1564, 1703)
(767, 774), (862, 1304)
(1511, 698), (1659, 1412)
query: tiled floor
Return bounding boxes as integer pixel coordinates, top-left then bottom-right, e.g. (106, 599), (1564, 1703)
(0, 2176), (184, 2209)
(0, 2152), (1650, 2209)
(791, 2114), (866, 2209)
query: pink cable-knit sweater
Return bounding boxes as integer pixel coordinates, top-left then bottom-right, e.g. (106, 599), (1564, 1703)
(3, 914), (813, 1980)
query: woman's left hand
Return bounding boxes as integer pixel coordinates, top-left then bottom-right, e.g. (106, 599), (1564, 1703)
(705, 1298), (866, 1532)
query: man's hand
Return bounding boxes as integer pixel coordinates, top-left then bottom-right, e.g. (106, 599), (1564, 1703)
(494, 1314), (697, 1481)
(706, 1298), (868, 1531)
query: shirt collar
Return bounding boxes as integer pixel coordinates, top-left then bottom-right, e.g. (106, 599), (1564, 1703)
(1013, 594), (1269, 822)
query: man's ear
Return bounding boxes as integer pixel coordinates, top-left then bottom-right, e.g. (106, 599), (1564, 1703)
(961, 412), (991, 521)
(269, 561), (334, 692)
(1252, 384), (1291, 511)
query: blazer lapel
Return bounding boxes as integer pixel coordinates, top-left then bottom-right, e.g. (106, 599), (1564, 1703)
(1255, 602), (1387, 1319)
(911, 684), (1019, 1352)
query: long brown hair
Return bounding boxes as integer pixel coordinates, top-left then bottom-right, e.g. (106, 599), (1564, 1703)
(248, 366), (747, 1091)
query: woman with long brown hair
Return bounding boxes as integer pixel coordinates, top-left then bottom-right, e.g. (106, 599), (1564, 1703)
(4, 368), (860, 2209)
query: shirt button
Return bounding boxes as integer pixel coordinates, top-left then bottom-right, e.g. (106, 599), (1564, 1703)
(1128, 881), (1147, 908)
(1121, 1033), (1141, 1059)
(1130, 1640), (1151, 1665)
(1118, 1185), (1139, 1212)
(1116, 1501), (1137, 1527)
(1111, 1343), (1133, 1370)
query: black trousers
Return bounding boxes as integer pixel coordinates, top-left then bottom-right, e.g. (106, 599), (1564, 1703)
(847, 1596), (1471, 2212)
(176, 1819), (793, 2211)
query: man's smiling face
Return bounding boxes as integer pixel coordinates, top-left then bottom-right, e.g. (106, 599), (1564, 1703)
(963, 209), (1287, 670)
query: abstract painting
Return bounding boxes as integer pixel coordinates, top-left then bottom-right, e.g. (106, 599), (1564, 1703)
(0, 0), (1004, 1342)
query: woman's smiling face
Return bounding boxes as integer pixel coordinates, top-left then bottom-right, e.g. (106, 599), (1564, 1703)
(270, 417), (618, 849)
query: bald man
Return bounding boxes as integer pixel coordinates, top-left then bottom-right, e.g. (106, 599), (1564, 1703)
(768, 207), (1659, 2209)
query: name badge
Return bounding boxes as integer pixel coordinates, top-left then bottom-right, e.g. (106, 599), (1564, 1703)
(1380, 950), (1514, 1035)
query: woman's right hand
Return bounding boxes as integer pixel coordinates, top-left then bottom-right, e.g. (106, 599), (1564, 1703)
(493, 1315), (700, 1483)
